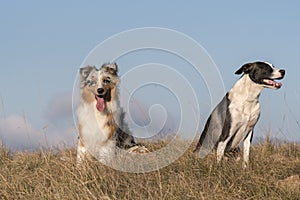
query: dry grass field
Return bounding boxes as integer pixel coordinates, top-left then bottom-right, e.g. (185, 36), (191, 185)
(0, 139), (299, 200)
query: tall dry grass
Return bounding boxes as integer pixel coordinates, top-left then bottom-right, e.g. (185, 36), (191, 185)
(0, 139), (299, 200)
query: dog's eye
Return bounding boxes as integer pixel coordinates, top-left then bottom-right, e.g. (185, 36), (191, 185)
(103, 79), (111, 84)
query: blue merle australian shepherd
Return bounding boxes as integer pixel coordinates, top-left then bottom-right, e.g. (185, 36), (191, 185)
(76, 63), (147, 165)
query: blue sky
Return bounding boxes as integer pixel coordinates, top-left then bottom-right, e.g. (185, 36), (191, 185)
(0, 1), (299, 150)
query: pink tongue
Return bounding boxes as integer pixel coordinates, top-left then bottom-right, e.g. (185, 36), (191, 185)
(264, 79), (282, 88)
(269, 80), (282, 88)
(96, 96), (105, 112)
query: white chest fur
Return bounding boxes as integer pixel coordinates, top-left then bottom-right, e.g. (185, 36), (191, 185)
(227, 75), (263, 148)
(77, 102), (114, 148)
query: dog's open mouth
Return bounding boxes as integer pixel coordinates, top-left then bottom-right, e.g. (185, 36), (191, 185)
(262, 79), (282, 89)
(95, 95), (105, 112)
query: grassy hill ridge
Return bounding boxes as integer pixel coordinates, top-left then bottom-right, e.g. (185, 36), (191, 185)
(0, 140), (299, 200)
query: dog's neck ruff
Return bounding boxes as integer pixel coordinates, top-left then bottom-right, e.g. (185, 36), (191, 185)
(229, 74), (264, 102)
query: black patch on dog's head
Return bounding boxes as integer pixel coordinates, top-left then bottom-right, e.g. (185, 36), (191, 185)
(249, 62), (274, 84)
(235, 63), (253, 75)
(235, 62), (275, 84)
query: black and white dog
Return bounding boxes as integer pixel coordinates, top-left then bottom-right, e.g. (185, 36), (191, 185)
(194, 61), (285, 168)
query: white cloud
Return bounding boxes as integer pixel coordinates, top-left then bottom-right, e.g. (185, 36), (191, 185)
(0, 114), (76, 150)
(0, 114), (40, 150)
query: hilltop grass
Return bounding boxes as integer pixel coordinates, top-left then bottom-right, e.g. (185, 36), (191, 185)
(0, 140), (299, 200)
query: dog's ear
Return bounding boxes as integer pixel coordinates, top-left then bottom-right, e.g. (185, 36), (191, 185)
(102, 63), (118, 75)
(80, 66), (96, 79)
(235, 63), (253, 75)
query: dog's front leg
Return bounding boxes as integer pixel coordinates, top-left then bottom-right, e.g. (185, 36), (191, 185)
(217, 139), (230, 162)
(242, 130), (253, 169)
(76, 138), (87, 165)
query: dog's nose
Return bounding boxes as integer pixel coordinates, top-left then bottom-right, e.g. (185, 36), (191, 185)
(279, 69), (285, 76)
(97, 88), (104, 94)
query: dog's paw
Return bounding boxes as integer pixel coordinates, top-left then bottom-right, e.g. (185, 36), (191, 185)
(127, 145), (149, 153)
